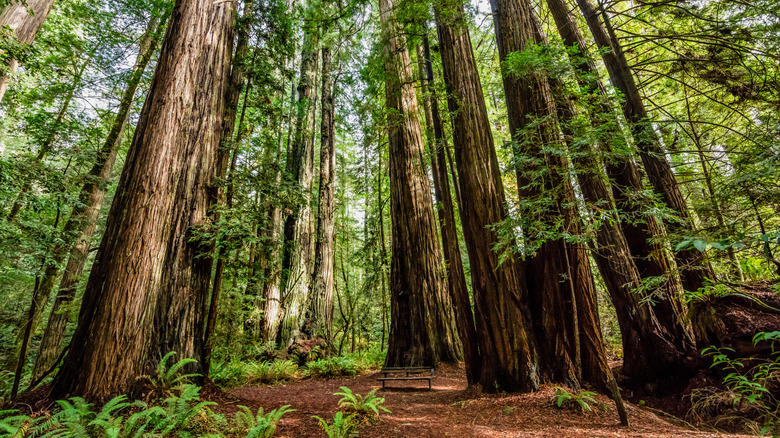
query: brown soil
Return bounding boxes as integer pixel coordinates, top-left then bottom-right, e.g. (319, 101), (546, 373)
(221, 364), (752, 437)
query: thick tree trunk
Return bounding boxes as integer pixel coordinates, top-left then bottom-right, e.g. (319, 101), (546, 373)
(435, 0), (538, 392)
(305, 46), (336, 343)
(551, 80), (694, 385)
(380, 0), (460, 367)
(546, 0), (693, 346)
(417, 36), (480, 384)
(259, 76), (297, 342)
(30, 12), (168, 379)
(279, 28), (319, 347)
(575, 0), (713, 293)
(491, 0), (588, 387)
(0, 0), (56, 102)
(50, 0), (235, 401)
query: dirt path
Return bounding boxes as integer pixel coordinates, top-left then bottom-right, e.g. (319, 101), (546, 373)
(223, 365), (748, 437)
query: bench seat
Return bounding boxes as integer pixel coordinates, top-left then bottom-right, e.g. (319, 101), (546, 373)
(377, 366), (435, 389)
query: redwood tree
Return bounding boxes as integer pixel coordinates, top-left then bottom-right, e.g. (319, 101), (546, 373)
(435, 0), (538, 392)
(50, 0), (235, 400)
(380, 0), (460, 367)
(416, 35), (480, 385)
(306, 45), (336, 343)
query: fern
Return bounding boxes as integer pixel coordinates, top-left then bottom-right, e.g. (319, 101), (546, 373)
(234, 404), (295, 438)
(0, 410), (40, 438)
(313, 412), (357, 438)
(146, 384), (216, 435)
(335, 386), (390, 418)
(150, 351), (201, 391)
(552, 387), (604, 413)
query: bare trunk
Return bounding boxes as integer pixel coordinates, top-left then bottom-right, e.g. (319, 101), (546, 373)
(305, 46), (336, 343)
(417, 36), (479, 384)
(381, 0), (460, 367)
(575, 0), (713, 292)
(435, 0), (538, 392)
(545, 0), (693, 348)
(203, 0), (255, 374)
(279, 28), (319, 346)
(51, 0), (235, 401)
(30, 13), (168, 379)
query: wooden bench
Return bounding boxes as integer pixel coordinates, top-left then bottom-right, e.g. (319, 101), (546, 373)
(377, 366), (434, 389)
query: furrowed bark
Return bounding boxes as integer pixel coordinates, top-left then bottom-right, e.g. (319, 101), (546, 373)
(51, 0), (235, 401)
(0, 0), (56, 102)
(305, 45), (336, 343)
(435, 0), (538, 392)
(30, 11), (169, 379)
(575, 0), (713, 293)
(417, 35), (480, 384)
(380, 0), (460, 367)
(279, 27), (319, 347)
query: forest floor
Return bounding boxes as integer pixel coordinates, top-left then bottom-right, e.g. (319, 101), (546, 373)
(215, 364), (751, 437)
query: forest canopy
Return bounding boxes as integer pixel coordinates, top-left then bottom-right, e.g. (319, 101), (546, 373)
(0, 0), (778, 435)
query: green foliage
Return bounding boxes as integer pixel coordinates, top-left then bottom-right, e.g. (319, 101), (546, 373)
(0, 384), (295, 437)
(313, 412), (358, 438)
(692, 332), (780, 434)
(334, 386), (390, 420)
(304, 356), (359, 378)
(233, 405), (294, 438)
(551, 387), (606, 413)
(149, 352), (201, 392)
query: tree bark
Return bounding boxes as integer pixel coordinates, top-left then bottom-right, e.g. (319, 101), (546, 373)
(434, 0), (538, 392)
(30, 11), (169, 379)
(279, 28), (319, 347)
(203, 0), (255, 374)
(545, 0), (692, 348)
(417, 36), (480, 385)
(575, 0), (713, 293)
(305, 45), (336, 343)
(0, 0), (56, 102)
(50, 0), (235, 401)
(489, 0), (589, 387)
(380, 0), (460, 368)
(551, 79), (694, 385)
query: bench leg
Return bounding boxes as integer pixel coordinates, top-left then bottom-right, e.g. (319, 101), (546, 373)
(429, 380), (431, 390)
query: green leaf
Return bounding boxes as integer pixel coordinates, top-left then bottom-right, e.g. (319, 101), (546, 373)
(693, 240), (708, 252)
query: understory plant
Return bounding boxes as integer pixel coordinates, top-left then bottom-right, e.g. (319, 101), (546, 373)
(551, 387), (607, 413)
(691, 331), (780, 434)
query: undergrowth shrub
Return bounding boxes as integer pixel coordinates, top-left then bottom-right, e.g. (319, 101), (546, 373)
(233, 404), (295, 438)
(551, 387), (607, 413)
(690, 331), (780, 435)
(313, 411), (357, 438)
(305, 356), (359, 378)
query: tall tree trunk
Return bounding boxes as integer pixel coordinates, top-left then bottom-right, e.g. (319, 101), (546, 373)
(545, 0), (693, 348)
(551, 78), (695, 386)
(575, 0), (713, 292)
(30, 11), (169, 380)
(203, 0), (255, 374)
(0, 0), (56, 102)
(417, 36), (479, 384)
(489, 0), (589, 387)
(279, 28), (319, 347)
(380, 0), (460, 367)
(305, 46), (336, 343)
(435, 0), (538, 392)
(50, 0), (235, 401)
